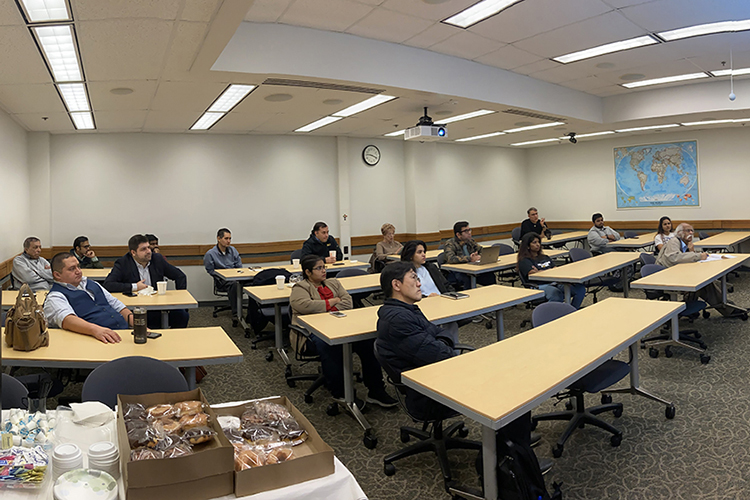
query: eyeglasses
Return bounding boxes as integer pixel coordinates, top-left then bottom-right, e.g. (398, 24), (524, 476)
(460, 228), (472, 233)
(312, 266), (326, 271)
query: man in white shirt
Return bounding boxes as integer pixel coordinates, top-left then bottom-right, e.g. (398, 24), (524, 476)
(12, 237), (54, 291)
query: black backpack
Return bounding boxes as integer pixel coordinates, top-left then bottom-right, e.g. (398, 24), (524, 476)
(246, 269), (292, 331)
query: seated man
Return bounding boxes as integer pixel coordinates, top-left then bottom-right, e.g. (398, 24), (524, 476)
(656, 223), (745, 317)
(204, 228), (247, 324)
(71, 236), (104, 269)
(442, 221), (495, 288)
(145, 234), (161, 254)
(103, 234), (189, 329)
(44, 252), (129, 343)
(301, 221), (343, 263)
(12, 237), (54, 291)
(520, 207), (551, 239)
(587, 213), (620, 254)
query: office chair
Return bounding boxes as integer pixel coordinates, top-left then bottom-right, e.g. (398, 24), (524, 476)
(335, 268), (371, 307)
(517, 268), (548, 329)
(511, 227), (522, 250)
(211, 276), (235, 326)
(698, 231), (709, 240)
(2, 374), (29, 410)
(530, 303), (629, 457)
(638, 264), (710, 363)
(247, 268), (292, 350)
(81, 356), (189, 409)
(493, 243), (518, 287)
(373, 341), (481, 490)
(623, 230), (638, 239)
(640, 253), (656, 266)
(569, 247), (621, 303)
(436, 252), (464, 291)
(285, 315), (328, 403)
(290, 249), (303, 263)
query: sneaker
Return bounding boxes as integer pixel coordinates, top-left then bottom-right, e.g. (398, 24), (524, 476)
(332, 393), (366, 410)
(366, 389), (398, 408)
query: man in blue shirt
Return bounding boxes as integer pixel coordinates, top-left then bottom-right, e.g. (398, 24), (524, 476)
(204, 228), (246, 323)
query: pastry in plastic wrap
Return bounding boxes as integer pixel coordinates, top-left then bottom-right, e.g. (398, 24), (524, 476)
(131, 447), (163, 461)
(155, 418), (182, 435)
(174, 400), (203, 418)
(146, 404), (175, 420)
(182, 426), (216, 445)
(241, 425), (280, 446)
(241, 401), (292, 427)
(127, 426), (159, 449)
(162, 442), (194, 458)
(235, 448), (265, 470)
(123, 403), (147, 421)
(266, 446), (294, 464)
(179, 412), (208, 431)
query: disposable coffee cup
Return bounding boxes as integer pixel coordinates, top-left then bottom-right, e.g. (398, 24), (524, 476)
(157, 281), (167, 295)
(53, 443), (83, 480)
(275, 275), (285, 290)
(292, 258), (300, 269)
(329, 250), (337, 260)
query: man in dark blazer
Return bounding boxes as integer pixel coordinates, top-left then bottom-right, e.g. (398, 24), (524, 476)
(103, 234), (189, 328)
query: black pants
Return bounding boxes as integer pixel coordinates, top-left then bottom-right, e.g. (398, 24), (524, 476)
(147, 309), (189, 329)
(309, 336), (385, 398)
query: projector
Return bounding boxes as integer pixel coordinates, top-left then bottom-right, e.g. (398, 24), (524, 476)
(404, 125), (447, 141)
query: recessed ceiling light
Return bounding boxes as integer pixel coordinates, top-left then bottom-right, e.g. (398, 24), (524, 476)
(70, 111), (94, 130)
(58, 83), (89, 112)
(658, 19), (750, 42)
(295, 116), (343, 133)
(109, 87), (134, 95)
(384, 129), (405, 137)
(455, 131), (505, 142)
(615, 124), (680, 133)
(208, 84), (256, 113)
(264, 93), (293, 102)
(437, 109), (495, 124)
(553, 35), (658, 64)
(191, 112), (224, 131)
(571, 131), (615, 138)
(510, 138), (560, 146)
(332, 95), (396, 118)
(19, 0), (71, 22)
(619, 73), (646, 81)
(32, 25), (82, 82)
(621, 72), (708, 89)
(444, 0), (525, 29)
(504, 122), (564, 133)
(710, 67), (750, 77)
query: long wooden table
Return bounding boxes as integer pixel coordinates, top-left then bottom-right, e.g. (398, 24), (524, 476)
(2, 290), (48, 310)
(401, 298), (684, 500)
(541, 230), (589, 248)
(441, 249), (569, 288)
(694, 231), (750, 252)
(386, 249), (441, 262)
(607, 232), (657, 250)
(81, 268), (111, 281)
(296, 285), (544, 445)
(112, 289), (198, 328)
(1, 326), (243, 390)
(530, 252), (639, 303)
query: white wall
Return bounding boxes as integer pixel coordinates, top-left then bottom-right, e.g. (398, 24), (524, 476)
(0, 109), (29, 263)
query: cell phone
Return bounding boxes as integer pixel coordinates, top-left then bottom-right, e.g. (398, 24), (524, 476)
(329, 311), (347, 318)
(333, 262), (345, 266)
(122, 290), (135, 297)
(147, 332), (162, 339)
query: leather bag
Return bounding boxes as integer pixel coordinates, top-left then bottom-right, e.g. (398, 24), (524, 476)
(4, 284), (49, 351)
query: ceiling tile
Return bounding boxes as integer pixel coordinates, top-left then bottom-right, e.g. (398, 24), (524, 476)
(78, 19), (175, 80)
(379, 0), (476, 21)
(560, 75), (609, 91)
(600, 0), (655, 8)
(143, 109), (202, 131)
(243, 0), (293, 22)
(161, 21), (210, 78)
(88, 80), (158, 111)
(210, 111), (278, 132)
(352, 0), (387, 5)
(429, 31), (505, 60)
(527, 62), (591, 83)
(403, 22), (458, 49)
(591, 85), (631, 96)
(94, 110), (148, 130)
(280, 0), (373, 32)
(0, 26), (52, 85)
(13, 112), (73, 132)
(0, 84), (66, 114)
(181, 0), (220, 22)
(347, 9), (433, 43)
(475, 45), (543, 70)
(512, 58), (560, 75)
(74, 0), (182, 20)
(150, 81), (229, 112)
(620, 0), (750, 32)
(0, 0), (24, 26)
(594, 58), (707, 85)
(663, 31), (750, 62)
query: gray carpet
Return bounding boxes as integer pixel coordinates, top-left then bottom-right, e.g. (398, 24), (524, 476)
(42, 271), (750, 499)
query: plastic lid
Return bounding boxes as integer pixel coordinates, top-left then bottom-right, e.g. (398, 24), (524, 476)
(54, 443), (81, 460)
(88, 442), (117, 458)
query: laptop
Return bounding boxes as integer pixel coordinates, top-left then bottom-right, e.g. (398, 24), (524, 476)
(469, 245), (501, 265)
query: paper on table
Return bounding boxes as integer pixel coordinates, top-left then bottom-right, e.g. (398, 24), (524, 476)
(700, 254), (736, 262)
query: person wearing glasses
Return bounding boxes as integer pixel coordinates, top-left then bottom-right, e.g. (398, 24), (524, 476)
(442, 221), (495, 288)
(290, 254), (396, 409)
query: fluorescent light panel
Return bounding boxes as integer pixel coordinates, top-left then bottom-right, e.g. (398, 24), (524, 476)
(384, 129), (405, 137)
(295, 116), (343, 133)
(659, 19), (750, 42)
(681, 119), (750, 126)
(503, 122), (564, 133)
(573, 131), (615, 138)
(444, 0), (524, 28)
(455, 131), (505, 142)
(20, 0), (70, 22)
(332, 95), (396, 118)
(710, 67), (750, 77)
(191, 112), (224, 131)
(207, 84), (256, 113)
(621, 72), (708, 89)
(437, 109), (495, 124)
(57, 83), (89, 112)
(33, 25), (82, 82)
(70, 111), (94, 130)
(511, 138), (560, 146)
(615, 124), (680, 133)
(553, 35), (657, 64)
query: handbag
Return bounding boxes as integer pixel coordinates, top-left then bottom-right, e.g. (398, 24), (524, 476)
(4, 284), (50, 351)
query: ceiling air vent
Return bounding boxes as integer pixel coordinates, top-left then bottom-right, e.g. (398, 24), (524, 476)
(262, 78), (383, 95)
(502, 108), (566, 123)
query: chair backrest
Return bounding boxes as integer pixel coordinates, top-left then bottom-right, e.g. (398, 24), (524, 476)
(436, 252), (447, 267)
(639, 253), (656, 266)
(373, 340), (404, 388)
(492, 243), (515, 256)
(212, 276), (228, 296)
(81, 356), (189, 409)
(1, 374), (29, 410)
(550, 229), (563, 236)
(698, 231), (709, 240)
(624, 231), (638, 239)
(253, 268), (292, 286)
(511, 227), (522, 244)
(569, 247), (592, 262)
(532, 302), (576, 327)
(437, 241), (445, 250)
(640, 263), (665, 277)
(335, 268), (367, 278)
(290, 249), (303, 263)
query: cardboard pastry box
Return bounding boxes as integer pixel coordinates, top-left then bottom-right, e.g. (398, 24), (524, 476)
(214, 396), (335, 497)
(117, 389), (234, 500)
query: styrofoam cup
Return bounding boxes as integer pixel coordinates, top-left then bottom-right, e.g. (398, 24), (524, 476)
(157, 281), (167, 295)
(275, 275), (285, 290)
(329, 250), (336, 259)
(292, 258), (300, 269)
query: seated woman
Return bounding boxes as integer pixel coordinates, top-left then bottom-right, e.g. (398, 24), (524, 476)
(517, 232), (585, 309)
(654, 216), (674, 254)
(369, 223), (403, 273)
(290, 255), (396, 408)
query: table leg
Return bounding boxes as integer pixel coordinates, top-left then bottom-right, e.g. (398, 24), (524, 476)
(237, 282), (251, 331)
(274, 304), (290, 366)
(482, 425), (498, 500)
(622, 267), (629, 298)
(185, 366), (196, 390)
(470, 275), (477, 289)
(496, 311), (504, 342)
(601, 343), (674, 411)
(342, 343), (372, 435)
(644, 294), (705, 355)
(563, 284), (571, 304)
(721, 275), (727, 304)
(161, 310), (169, 329)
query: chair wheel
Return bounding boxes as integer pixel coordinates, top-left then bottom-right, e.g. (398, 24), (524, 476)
(384, 463), (396, 476)
(665, 405), (676, 419)
(284, 366), (292, 377)
(363, 433), (378, 449)
(613, 407), (623, 418)
(400, 430), (410, 443)
(664, 346), (673, 358)
(697, 342), (707, 349)
(700, 354), (711, 364)
(565, 401), (573, 411)
(601, 394), (612, 404)
(304, 394), (313, 404)
(693, 332), (701, 339)
(649, 347), (659, 358)
(232, 318), (239, 327)
(485, 322), (493, 330)
(246, 329), (254, 341)
(702, 310), (710, 319)
(212, 312), (218, 318)
(552, 444), (564, 458)
(742, 313), (748, 321)
(458, 425), (469, 438)
(326, 403), (339, 416)
(265, 351), (274, 362)
(610, 433), (622, 447)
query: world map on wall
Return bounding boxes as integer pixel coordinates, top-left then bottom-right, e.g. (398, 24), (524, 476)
(614, 141), (699, 208)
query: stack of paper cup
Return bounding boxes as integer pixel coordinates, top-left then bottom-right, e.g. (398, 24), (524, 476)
(87, 441), (120, 479)
(52, 443), (83, 480)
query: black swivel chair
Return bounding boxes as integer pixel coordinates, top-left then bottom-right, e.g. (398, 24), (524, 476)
(493, 243), (517, 286)
(373, 341), (481, 490)
(286, 316), (327, 403)
(640, 253), (656, 266)
(81, 356), (189, 409)
(211, 276), (235, 326)
(530, 302), (629, 457)
(511, 227), (522, 250)
(335, 268), (371, 307)
(569, 247), (621, 303)
(2, 374), (29, 409)
(247, 268), (292, 350)
(623, 230), (639, 239)
(436, 252), (464, 292)
(517, 265), (548, 328)
(290, 249), (303, 263)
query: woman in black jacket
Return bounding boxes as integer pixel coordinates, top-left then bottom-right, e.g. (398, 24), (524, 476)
(400, 240), (454, 296)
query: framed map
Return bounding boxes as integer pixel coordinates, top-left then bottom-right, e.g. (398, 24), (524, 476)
(614, 141), (699, 209)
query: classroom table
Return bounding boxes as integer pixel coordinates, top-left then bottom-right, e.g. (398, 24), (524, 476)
(401, 297), (684, 500)
(0, 326), (243, 390)
(81, 268), (111, 281)
(529, 252), (639, 304)
(630, 254), (750, 358)
(112, 289), (198, 328)
(607, 232), (657, 251)
(541, 230), (589, 248)
(2, 289), (48, 310)
(296, 285), (544, 447)
(441, 249), (569, 289)
(387, 248), (441, 262)
(694, 231), (750, 252)
(243, 273), (382, 367)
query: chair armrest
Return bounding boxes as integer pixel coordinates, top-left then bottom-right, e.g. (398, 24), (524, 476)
(455, 343), (475, 353)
